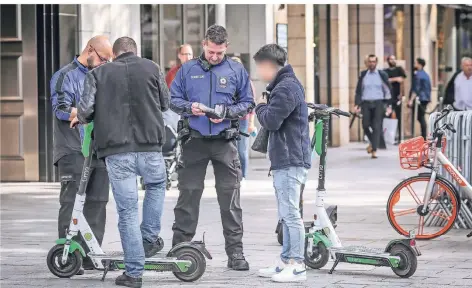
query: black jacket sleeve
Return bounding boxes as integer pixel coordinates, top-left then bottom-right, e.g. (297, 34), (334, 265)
(355, 71), (366, 106)
(155, 63), (170, 112)
(78, 72), (97, 124)
(444, 71), (460, 105)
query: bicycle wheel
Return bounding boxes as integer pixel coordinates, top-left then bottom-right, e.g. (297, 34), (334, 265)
(387, 175), (459, 240)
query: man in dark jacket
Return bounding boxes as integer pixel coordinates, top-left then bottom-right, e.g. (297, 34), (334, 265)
(50, 35), (112, 275)
(75, 37), (169, 288)
(170, 25), (253, 271)
(408, 58), (432, 139)
(354, 54), (392, 158)
(253, 44), (311, 283)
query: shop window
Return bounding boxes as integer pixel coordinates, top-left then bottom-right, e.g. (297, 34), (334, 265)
(384, 5), (405, 62)
(140, 5), (160, 63)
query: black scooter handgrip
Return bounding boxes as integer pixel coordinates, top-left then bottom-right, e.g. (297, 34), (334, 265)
(335, 109), (351, 117)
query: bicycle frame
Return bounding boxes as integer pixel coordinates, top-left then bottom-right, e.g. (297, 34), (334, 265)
(421, 149), (472, 208)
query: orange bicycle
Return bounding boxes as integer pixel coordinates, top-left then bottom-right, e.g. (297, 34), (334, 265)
(387, 106), (472, 239)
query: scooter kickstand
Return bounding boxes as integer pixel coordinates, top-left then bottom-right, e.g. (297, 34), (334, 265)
(101, 260), (111, 282)
(328, 259), (339, 274)
(467, 230), (472, 238)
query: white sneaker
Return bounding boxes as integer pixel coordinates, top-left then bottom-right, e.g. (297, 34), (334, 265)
(258, 261), (285, 278)
(271, 263), (306, 282)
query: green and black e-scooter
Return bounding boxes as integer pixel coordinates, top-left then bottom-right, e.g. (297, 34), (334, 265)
(47, 122), (211, 282)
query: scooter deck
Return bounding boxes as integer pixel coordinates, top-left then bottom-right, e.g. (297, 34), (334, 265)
(89, 251), (184, 262)
(328, 245), (399, 274)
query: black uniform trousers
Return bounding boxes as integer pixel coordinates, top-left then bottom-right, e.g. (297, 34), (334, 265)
(361, 100), (385, 152)
(172, 137), (243, 256)
(57, 152), (109, 255)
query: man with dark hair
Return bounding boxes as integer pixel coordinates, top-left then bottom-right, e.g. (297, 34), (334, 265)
(408, 57), (432, 139)
(74, 36), (170, 288)
(170, 24), (254, 271)
(50, 35), (113, 276)
(384, 55), (407, 143)
(354, 54), (392, 158)
(253, 43), (311, 283)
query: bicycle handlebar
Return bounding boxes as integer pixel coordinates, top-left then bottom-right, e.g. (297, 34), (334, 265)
(434, 105), (453, 129)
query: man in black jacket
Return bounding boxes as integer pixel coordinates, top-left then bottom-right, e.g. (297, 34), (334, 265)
(75, 37), (169, 288)
(354, 54), (392, 158)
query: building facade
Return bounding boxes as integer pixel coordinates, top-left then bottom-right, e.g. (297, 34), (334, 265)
(1, 4), (471, 181)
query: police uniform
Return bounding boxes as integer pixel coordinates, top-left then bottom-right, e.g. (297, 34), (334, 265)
(170, 55), (254, 263)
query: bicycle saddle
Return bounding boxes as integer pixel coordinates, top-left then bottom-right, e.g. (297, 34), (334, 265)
(197, 103), (227, 119)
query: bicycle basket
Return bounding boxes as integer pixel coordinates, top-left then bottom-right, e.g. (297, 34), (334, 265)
(398, 137), (426, 170)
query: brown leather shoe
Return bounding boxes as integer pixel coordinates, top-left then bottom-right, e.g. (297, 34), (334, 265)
(371, 151), (378, 159)
(366, 145), (373, 154)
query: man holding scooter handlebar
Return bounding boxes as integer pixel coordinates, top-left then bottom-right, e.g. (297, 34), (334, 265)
(252, 44), (311, 283)
(73, 37), (169, 288)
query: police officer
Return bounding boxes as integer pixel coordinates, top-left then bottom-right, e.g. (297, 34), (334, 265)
(170, 25), (254, 270)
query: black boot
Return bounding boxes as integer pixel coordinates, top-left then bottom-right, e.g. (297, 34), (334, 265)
(115, 273), (142, 288)
(227, 253), (249, 271)
(143, 236), (164, 258)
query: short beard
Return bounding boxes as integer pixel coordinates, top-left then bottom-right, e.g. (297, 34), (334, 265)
(86, 57), (95, 69)
(388, 62), (396, 68)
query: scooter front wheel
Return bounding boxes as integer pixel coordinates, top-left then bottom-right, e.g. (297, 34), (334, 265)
(304, 238), (329, 269)
(47, 244), (83, 278)
(172, 247), (206, 282)
(389, 244), (417, 278)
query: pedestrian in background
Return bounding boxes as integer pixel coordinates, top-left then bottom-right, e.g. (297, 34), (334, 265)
(444, 57), (472, 111)
(231, 56), (256, 184)
(75, 36), (170, 288)
(408, 57), (432, 139)
(50, 35), (112, 275)
(254, 44), (311, 283)
(354, 54), (392, 159)
(384, 55), (407, 144)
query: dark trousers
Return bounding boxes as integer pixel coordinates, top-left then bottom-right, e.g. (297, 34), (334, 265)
(393, 100), (402, 141)
(417, 101), (429, 139)
(172, 138), (243, 256)
(361, 100), (385, 152)
(57, 153), (109, 254)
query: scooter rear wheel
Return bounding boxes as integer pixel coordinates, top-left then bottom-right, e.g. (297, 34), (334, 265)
(47, 244), (83, 278)
(389, 244), (417, 278)
(172, 247), (206, 282)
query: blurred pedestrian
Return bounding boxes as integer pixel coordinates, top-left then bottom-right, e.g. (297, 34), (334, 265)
(231, 56), (256, 183)
(354, 54), (392, 158)
(408, 58), (431, 139)
(384, 55), (407, 144)
(444, 57), (472, 111)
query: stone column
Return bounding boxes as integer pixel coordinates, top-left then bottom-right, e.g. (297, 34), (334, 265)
(319, 4), (350, 146)
(287, 4), (314, 104)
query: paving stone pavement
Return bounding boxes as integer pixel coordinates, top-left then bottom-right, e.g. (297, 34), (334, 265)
(1, 143), (471, 288)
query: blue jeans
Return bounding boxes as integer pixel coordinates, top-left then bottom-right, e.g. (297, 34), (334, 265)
(272, 166), (308, 263)
(105, 152), (166, 278)
(237, 119), (249, 178)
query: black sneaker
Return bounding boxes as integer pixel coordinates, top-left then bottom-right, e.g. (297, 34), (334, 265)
(143, 236), (164, 258)
(227, 253), (249, 271)
(115, 273), (142, 288)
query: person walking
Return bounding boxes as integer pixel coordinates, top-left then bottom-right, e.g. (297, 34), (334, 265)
(408, 57), (432, 139)
(384, 55), (407, 143)
(444, 57), (472, 111)
(253, 44), (311, 282)
(170, 25), (254, 271)
(231, 56), (256, 183)
(354, 54), (392, 158)
(50, 35), (112, 275)
(75, 36), (170, 288)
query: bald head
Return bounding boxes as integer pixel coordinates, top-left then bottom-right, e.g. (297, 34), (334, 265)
(81, 35), (113, 69)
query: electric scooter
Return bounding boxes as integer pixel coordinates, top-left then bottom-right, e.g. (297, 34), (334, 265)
(301, 104), (420, 278)
(47, 123), (211, 282)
